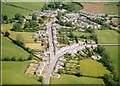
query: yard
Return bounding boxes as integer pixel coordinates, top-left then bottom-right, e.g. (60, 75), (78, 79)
(95, 30), (119, 44)
(80, 59), (110, 77)
(50, 74), (104, 84)
(2, 61), (41, 84)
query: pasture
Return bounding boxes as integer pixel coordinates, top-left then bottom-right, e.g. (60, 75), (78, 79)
(2, 61), (41, 84)
(50, 74), (104, 84)
(95, 30), (119, 44)
(80, 59), (110, 77)
(2, 36), (29, 59)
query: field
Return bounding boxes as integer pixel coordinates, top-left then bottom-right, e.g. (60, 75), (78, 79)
(2, 61), (41, 84)
(9, 2), (44, 11)
(2, 3), (31, 18)
(2, 24), (34, 43)
(80, 59), (110, 77)
(50, 74), (104, 84)
(81, 2), (119, 15)
(2, 36), (29, 59)
(25, 43), (46, 51)
(104, 46), (119, 69)
(95, 30), (119, 44)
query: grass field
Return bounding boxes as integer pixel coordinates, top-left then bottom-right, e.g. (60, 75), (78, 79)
(104, 46), (119, 69)
(2, 3), (31, 18)
(2, 61), (41, 84)
(80, 59), (110, 77)
(2, 24), (35, 43)
(25, 43), (46, 51)
(2, 36), (30, 59)
(95, 30), (119, 44)
(50, 74), (104, 84)
(82, 2), (119, 15)
(9, 2), (44, 11)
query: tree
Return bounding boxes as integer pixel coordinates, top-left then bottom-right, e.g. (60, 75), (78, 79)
(14, 13), (22, 20)
(3, 15), (8, 21)
(97, 45), (105, 54)
(56, 11), (62, 20)
(68, 31), (74, 38)
(38, 18), (44, 24)
(75, 36), (78, 43)
(4, 31), (10, 37)
(29, 20), (38, 28)
(28, 54), (33, 60)
(16, 34), (25, 47)
(12, 23), (22, 31)
(24, 22), (30, 28)
(11, 56), (16, 61)
(38, 76), (43, 83)
(32, 13), (37, 20)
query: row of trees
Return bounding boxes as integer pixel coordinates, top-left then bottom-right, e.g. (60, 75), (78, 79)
(95, 46), (119, 86)
(2, 54), (33, 61)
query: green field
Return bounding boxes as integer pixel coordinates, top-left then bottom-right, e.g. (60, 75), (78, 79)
(2, 36), (29, 59)
(2, 61), (40, 84)
(2, 3), (31, 18)
(9, 2), (44, 11)
(50, 74), (104, 84)
(95, 30), (119, 44)
(2, 24), (34, 43)
(104, 46), (119, 69)
(80, 59), (110, 77)
(73, 31), (90, 37)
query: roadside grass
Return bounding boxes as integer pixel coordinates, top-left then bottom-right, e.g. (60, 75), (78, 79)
(25, 43), (46, 51)
(2, 61), (41, 84)
(95, 30), (119, 44)
(9, 2), (45, 11)
(50, 74), (104, 84)
(2, 24), (34, 43)
(104, 46), (119, 69)
(80, 59), (110, 77)
(2, 36), (29, 59)
(2, 3), (31, 18)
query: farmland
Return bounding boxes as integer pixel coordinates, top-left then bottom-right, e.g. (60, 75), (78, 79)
(50, 74), (104, 84)
(80, 59), (110, 77)
(2, 24), (35, 43)
(104, 46), (119, 69)
(2, 36), (29, 59)
(95, 30), (119, 44)
(82, 2), (119, 15)
(2, 61), (41, 84)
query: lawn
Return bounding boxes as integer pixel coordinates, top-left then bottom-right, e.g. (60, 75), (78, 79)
(2, 24), (35, 43)
(80, 59), (110, 77)
(73, 31), (90, 37)
(104, 46), (119, 69)
(2, 3), (31, 18)
(2, 36), (30, 59)
(50, 74), (104, 84)
(2, 61), (41, 84)
(95, 30), (119, 44)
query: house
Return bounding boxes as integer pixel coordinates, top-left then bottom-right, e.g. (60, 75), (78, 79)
(25, 16), (32, 20)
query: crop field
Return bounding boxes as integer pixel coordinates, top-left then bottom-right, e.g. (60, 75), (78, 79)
(2, 24), (35, 43)
(50, 74), (104, 84)
(2, 61), (41, 84)
(2, 36), (29, 59)
(104, 46), (119, 69)
(81, 2), (119, 15)
(80, 59), (110, 77)
(95, 30), (119, 44)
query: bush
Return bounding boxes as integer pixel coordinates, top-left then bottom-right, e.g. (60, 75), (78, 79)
(3, 57), (11, 61)
(38, 76), (43, 83)
(27, 54), (33, 60)
(11, 56), (16, 61)
(4, 31), (10, 37)
(17, 57), (25, 61)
